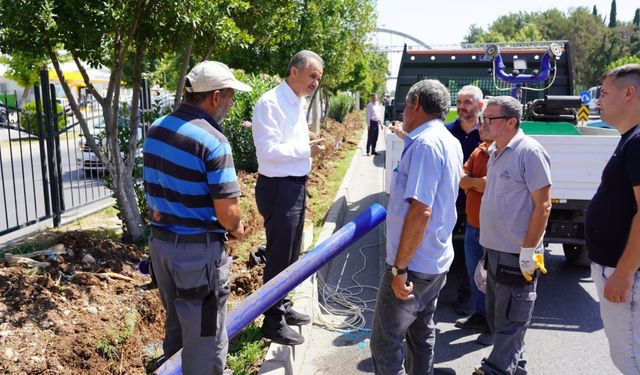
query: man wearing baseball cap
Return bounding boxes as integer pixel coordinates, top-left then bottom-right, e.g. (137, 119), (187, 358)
(143, 60), (251, 374)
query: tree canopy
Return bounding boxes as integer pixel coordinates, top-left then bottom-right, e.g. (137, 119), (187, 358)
(463, 6), (640, 89)
(0, 0), (383, 242)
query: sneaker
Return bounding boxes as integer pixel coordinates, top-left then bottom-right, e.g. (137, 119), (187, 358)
(261, 322), (305, 346)
(475, 329), (493, 346)
(372, 151), (380, 155)
(455, 313), (488, 331)
(284, 309), (311, 326)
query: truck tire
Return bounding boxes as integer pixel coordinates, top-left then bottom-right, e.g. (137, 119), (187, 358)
(563, 244), (590, 267)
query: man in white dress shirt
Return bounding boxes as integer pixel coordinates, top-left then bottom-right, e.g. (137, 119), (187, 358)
(365, 93), (384, 156)
(251, 50), (325, 345)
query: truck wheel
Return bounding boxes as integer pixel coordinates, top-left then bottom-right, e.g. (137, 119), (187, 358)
(563, 244), (590, 267)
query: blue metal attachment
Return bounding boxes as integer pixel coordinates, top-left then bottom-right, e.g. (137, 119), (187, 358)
(155, 203), (387, 375)
(486, 43), (563, 101)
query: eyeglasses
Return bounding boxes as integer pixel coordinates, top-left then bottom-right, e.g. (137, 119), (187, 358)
(479, 116), (510, 124)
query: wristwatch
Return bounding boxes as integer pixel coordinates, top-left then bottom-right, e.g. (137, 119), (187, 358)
(391, 265), (408, 276)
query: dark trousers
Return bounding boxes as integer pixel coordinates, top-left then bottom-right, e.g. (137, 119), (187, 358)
(366, 120), (380, 153)
(480, 248), (537, 375)
(255, 174), (307, 324)
(371, 269), (447, 375)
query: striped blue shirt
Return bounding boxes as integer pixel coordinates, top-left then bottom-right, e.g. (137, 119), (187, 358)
(143, 103), (241, 234)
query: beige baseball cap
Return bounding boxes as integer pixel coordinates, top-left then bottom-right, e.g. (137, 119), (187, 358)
(185, 61), (252, 93)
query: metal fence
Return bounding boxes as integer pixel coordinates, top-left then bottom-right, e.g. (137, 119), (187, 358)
(0, 71), (111, 236)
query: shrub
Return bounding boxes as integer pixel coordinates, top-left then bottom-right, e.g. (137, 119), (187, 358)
(224, 71), (280, 172)
(19, 101), (66, 135)
(328, 93), (354, 123)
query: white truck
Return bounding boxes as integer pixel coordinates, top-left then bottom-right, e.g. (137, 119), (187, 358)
(387, 41), (619, 265)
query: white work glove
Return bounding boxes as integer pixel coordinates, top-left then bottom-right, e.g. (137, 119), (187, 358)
(519, 246), (547, 282)
(474, 258), (487, 294)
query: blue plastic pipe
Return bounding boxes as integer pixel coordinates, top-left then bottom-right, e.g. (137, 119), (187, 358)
(156, 203), (387, 375)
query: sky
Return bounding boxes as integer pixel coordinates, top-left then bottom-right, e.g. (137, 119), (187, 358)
(376, 0), (639, 46)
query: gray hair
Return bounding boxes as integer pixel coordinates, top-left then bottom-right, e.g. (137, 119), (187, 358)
(601, 64), (640, 90)
(405, 79), (451, 120)
(286, 50), (324, 77)
(458, 85), (483, 101)
(486, 96), (522, 126)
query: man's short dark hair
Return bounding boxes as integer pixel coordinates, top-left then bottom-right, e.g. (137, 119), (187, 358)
(183, 87), (228, 105)
(286, 50), (324, 77)
(601, 64), (640, 90)
(405, 79), (450, 120)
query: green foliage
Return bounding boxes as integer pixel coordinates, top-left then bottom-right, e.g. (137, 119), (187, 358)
(328, 93), (355, 123)
(217, 0), (377, 92)
(227, 323), (267, 375)
(609, 0), (617, 28)
(605, 55), (640, 71)
(224, 71), (280, 172)
(20, 101), (66, 135)
(337, 51), (389, 102)
(634, 9), (640, 30)
(463, 6), (640, 89)
(96, 309), (138, 361)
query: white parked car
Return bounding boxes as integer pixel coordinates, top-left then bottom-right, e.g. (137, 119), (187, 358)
(77, 117), (144, 175)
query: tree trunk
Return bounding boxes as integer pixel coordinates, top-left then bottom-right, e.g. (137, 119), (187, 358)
(111, 162), (145, 243)
(20, 87), (30, 106)
(173, 32), (194, 111)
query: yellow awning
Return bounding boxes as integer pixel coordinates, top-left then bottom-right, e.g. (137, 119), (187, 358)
(48, 70), (109, 85)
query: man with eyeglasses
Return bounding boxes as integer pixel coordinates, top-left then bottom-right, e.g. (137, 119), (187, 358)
(446, 85), (483, 316)
(473, 96), (551, 375)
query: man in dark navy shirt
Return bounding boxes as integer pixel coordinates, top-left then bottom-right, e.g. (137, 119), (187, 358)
(585, 64), (640, 374)
(446, 85), (483, 315)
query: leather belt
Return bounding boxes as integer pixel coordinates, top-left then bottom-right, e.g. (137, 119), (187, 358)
(259, 174), (308, 183)
(150, 226), (226, 244)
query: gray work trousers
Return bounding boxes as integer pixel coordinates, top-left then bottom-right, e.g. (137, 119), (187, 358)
(370, 268), (447, 375)
(149, 233), (231, 375)
(480, 248), (538, 375)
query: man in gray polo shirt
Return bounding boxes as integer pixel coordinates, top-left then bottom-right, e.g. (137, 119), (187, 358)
(474, 96), (552, 375)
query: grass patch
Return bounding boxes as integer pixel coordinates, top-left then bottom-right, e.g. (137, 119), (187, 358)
(96, 308), (138, 361)
(227, 322), (268, 375)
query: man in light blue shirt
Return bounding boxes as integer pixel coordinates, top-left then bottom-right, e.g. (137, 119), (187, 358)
(371, 79), (462, 375)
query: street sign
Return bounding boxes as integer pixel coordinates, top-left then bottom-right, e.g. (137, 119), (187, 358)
(580, 91), (591, 105)
(577, 105), (590, 122)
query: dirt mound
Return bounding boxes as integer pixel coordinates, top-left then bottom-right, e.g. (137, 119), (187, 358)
(0, 112), (364, 374)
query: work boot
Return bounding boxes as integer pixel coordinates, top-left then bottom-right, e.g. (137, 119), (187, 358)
(284, 308), (311, 326)
(261, 318), (304, 346)
(475, 329), (493, 346)
(455, 313), (489, 331)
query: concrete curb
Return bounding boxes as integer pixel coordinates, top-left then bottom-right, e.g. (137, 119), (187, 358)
(257, 130), (365, 375)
